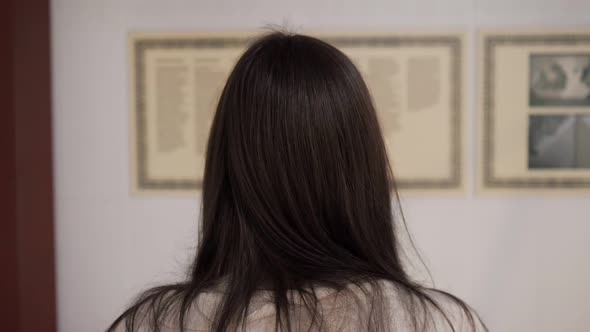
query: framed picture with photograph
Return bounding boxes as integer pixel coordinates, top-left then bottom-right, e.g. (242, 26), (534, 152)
(478, 29), (590, 194)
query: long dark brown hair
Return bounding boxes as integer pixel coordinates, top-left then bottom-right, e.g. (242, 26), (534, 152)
(109, 30), (486, 332)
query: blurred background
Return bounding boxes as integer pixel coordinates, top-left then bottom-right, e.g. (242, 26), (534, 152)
(3, 0), (590, 331)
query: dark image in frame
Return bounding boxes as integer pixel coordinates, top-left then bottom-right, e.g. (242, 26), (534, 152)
(529, 54), (590, 106)
(528, 114), (590, 169)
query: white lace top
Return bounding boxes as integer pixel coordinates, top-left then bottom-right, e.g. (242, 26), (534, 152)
(112, 279), (485, 331)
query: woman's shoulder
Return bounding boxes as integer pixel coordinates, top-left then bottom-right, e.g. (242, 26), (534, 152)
(377, 279), (486, 332)
(313, 278), (483, 331)
(332, 279), (485, 332)
(108, 286), (222, 332)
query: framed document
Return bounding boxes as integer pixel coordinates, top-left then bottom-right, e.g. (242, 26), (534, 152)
(128, 32), (249, 195)
(478, 29), (590, 194)
(129, 31), (466, 195)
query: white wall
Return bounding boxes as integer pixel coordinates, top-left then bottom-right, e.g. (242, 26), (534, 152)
(51, 0), (590, 331)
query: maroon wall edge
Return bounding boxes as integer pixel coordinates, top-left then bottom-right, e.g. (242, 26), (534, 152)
(1, 0), (57, 331)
